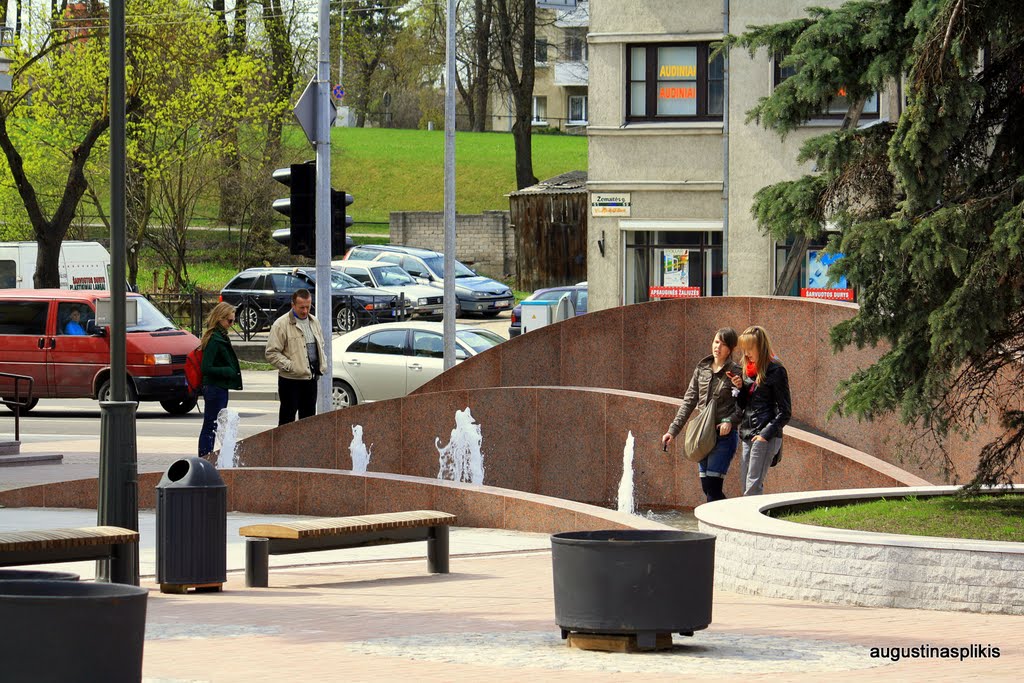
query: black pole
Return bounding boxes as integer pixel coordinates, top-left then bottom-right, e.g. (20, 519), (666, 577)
(97, 0), (139, 586)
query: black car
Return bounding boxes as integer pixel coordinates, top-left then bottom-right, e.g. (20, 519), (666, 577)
(220, 266), (399, 334)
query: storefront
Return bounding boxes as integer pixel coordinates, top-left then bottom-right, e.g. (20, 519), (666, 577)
(620, 221), (723, 303)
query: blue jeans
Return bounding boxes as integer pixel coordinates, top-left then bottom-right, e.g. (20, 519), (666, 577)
(198, 385), (229, 457)
(699, 429), (738, 478)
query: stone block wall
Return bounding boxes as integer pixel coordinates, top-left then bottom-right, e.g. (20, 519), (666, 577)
(389, 211), (515, 279)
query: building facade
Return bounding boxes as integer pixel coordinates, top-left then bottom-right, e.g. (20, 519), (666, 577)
(492, 1), (589, 134)
(586, 0), (895, 310)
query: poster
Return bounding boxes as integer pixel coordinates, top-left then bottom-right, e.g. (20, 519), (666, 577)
(806, 250), (847, 289)
(662, 249), (689, 286)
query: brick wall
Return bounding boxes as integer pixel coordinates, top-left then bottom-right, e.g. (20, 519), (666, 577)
(389, 211), (514, 279)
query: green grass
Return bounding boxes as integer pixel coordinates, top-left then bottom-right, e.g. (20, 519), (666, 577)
(286, 126), (588, 224)
(780, 494), (1024, 542)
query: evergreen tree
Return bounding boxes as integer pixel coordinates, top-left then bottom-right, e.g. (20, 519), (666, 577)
(728, 0), (1024, 488)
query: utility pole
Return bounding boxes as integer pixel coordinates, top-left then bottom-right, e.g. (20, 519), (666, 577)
(442, 0), (457, 369)
(316, 0), (333, 413)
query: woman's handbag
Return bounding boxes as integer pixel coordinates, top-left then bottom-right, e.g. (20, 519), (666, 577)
(682, 377), (724, 463)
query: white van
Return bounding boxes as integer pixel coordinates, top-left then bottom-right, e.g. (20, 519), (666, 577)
(0, 241), (111, 290)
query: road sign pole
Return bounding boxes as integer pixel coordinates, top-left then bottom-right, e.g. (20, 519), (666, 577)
(442, 0), (457, 370)
(316, 0), (333, 414)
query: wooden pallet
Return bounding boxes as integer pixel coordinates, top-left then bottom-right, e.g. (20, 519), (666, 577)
(566, 632), (674, 653)
(159, 582), (223, 595)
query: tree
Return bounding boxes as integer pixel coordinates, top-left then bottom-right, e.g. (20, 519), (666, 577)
(340, 1), (405, 128)
(730, 0), (1024, 488)
(493, 0), (537, 189)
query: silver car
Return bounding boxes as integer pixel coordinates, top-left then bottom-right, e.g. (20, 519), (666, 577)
(330, 321), (504, 408)
(332, 260), (444, 319)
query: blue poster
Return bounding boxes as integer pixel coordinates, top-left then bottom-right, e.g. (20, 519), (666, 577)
(806, 251), (847, 289)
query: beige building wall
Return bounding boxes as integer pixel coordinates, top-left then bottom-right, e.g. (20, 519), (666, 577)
(587, 0), (890, 311)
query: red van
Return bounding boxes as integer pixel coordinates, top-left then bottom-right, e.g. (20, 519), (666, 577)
(0, 290), (199, 414)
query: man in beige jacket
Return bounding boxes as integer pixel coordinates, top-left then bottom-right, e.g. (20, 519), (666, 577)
(265, 289), (327, 425)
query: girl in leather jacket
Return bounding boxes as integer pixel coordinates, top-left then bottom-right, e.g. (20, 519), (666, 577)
(661, 328), (743, 502)
(729, 325), (791, 495)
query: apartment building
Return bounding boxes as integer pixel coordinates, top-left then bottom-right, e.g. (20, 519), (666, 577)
(586, 0), (895, 310)
(492, 1), (589, 133)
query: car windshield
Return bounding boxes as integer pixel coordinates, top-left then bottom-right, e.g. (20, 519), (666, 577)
(455, 328), (504, 353)
(121, 297), (179, 333)
(527, 289), (571, 302)
(374, 265), (416, 286)
(328, 270), (363, 290)
(421, 256), (475, 279)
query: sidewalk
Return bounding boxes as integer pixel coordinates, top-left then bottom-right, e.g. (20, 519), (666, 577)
(236, 368), (278, 401)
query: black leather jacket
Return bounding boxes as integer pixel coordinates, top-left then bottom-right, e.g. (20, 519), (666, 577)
(737, 361), (791, 442)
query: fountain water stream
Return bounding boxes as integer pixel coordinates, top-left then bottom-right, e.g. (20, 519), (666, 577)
(349, 425), (372, 473)
(617, 431), (636, 515)
(214, 409), (240, 469)
(436, 408), (485, 484)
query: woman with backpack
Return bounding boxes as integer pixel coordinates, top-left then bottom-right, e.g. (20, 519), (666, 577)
(660, 328), (744, 503)
(198, 302), (243, 460)
(730, 325), (791, 496)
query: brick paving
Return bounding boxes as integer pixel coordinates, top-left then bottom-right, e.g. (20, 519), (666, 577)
(138, 550), (1023, 682)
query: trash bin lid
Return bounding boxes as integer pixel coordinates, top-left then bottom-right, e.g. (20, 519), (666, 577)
(157, 456), (226, 489)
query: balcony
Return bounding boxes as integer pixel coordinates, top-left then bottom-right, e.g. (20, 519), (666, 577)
(554, 60), (589, 87)
(554, 0), (589, 28)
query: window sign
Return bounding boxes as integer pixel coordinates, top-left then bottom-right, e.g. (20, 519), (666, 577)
(657, 47), (697, 116)
(806, 250), (847, 289)
(662, 249), (689, 286)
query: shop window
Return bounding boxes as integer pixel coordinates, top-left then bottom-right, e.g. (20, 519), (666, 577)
(624, 230), (724, 304)
(568, 95), (588, 124)
(773, 57), (879, 119)
(626, 43), (724, 122)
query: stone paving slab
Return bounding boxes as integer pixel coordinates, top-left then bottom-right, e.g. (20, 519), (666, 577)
(135, 551), (1022, 682)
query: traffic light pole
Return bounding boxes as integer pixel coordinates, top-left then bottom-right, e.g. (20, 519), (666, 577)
(315, 0), (333, 414)
(442, 0), (457, 370)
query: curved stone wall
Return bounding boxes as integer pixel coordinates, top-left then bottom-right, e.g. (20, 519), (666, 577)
(230, 386), (926, 510)
(695, 486), (1024, 615)
(417, 296), (1016, 484)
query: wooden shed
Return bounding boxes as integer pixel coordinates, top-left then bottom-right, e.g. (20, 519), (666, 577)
(509, 170), (588, 292)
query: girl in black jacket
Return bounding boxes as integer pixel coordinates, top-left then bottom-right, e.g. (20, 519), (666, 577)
(198, 302), (243, 459)
(730, 325), (791, 495)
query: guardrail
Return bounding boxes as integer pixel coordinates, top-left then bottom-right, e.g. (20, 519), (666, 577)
(0, 372), (34, 442)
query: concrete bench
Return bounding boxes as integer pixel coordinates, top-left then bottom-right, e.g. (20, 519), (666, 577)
(238, 510), (456, 587)
(0, 526), (139, 583)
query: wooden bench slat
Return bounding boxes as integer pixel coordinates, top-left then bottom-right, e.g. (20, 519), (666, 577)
(0, 526), (139, 552)
(239, 510), (456, 540)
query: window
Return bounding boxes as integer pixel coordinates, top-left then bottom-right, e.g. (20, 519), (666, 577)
(411, 331), (444, 358)
(0, 259), (15, 288)
(564, 28), (587, 62)
(532, 96), (548, 124)
(627, 43), (724, 121)
(0, 301), (48, 335)
(535, 38), (549, 64)
(624, 230), (724, 303)
(344, 268), (373, 286)
(269, 273), (305, 292)
(58, 302), (92, 335)
(365, 329), (407, 356)
(226, 273), (260, 291)
(568, 95), (588, 124)
(774, 57), (879, 119)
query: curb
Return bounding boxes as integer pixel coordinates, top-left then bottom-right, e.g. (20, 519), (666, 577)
(233, 391), (278, 402)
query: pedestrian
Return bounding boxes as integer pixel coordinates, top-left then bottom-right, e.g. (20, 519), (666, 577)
(729, 325), (791, 496)
(265, 288), (326, 426)
(661, 328), (744, 502)
(198, 302), (243, 460)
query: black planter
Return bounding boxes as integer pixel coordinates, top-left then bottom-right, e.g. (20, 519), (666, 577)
(551, 530), (716, 648)
(0, 568), (80, 582)
(0, 580), (148, 683)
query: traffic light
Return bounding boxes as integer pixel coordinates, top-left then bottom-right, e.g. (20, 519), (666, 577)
(272, 162), (316, 258)
(330, 190), (354, 257)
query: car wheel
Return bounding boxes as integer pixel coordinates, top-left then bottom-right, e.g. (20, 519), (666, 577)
(97, 378), (138, 404)
(334, 306), (359, 333)
(3, 397), (38, 414)
(160, 396), (198, 415)
(237, 305), (261, 335)
(331, 380), (357, 410)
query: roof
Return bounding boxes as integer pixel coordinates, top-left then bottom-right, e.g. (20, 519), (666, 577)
(509, 170), (587, 196)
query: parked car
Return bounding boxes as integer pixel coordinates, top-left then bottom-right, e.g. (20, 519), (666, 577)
(219, 266), (399, 334)
(0, 289), (199, 414)
(331, 259), (444, 320)
(344, 244), (514, 317)
(508, 284), (588, 338)
(330, 321), (505, 408)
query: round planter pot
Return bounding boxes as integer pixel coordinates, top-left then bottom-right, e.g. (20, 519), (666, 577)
(551, 530), (716, 641)
(0, 568), (80, 582)
(0, 580), (148, 683)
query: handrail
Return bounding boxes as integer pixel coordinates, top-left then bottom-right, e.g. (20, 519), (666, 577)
(0, 371), (34, 442)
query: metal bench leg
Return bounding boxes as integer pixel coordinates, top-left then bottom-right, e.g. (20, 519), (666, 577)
(427, 525), (449, 574)
(106, 541), (139, 586)
(245, 538), (270, 587)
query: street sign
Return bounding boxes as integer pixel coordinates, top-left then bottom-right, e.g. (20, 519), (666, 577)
(332, 84), (344, 99)
(293, 76), (337, 146)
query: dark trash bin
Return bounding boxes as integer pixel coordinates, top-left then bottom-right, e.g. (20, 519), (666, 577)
(0, 568), (80, 582)
(156, 456), (227, 593)
(0, 579), (147, 683)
